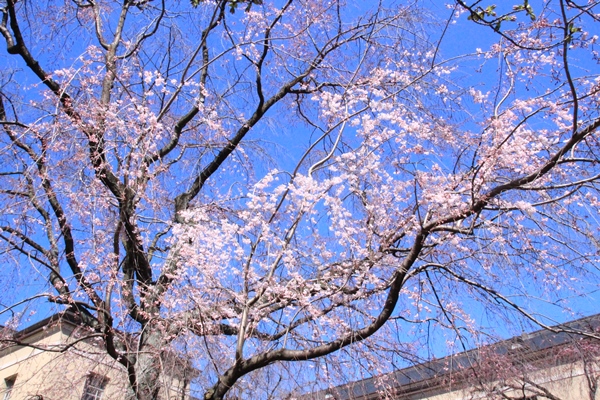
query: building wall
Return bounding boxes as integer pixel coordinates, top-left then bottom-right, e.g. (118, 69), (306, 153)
(396, 358), (599, 400)
(0, 321), (191, 400)
(0, 323), (132, 399)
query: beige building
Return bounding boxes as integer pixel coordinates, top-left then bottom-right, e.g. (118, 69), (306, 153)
(0, 310), (195, 400)
(304, 314), (600, 400)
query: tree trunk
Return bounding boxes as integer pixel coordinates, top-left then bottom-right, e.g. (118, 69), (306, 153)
(134, 329), (164, 400)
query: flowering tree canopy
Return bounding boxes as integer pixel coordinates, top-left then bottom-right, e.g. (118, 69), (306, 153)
(1, 0), (599, 398)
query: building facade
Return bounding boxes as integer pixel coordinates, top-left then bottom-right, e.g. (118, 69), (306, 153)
(0, 310), (194, 400)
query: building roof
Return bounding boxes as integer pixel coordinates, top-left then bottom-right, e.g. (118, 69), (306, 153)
(0, 308), (86, 351)
(0, 308), (199, 381)
(302, 314), (600, 400)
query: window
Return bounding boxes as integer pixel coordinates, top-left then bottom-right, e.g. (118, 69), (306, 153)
(3, 375), (16, 400)
(81, 373), (109, 400)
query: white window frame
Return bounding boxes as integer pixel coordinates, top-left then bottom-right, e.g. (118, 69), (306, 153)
(81, 373), (109, 400)
(3, 375), (17, 400)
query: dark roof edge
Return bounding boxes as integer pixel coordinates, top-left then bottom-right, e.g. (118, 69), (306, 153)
(12, 308), (83, 340)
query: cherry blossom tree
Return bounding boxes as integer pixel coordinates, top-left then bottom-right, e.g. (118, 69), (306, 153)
(0, 0), (599, 399)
